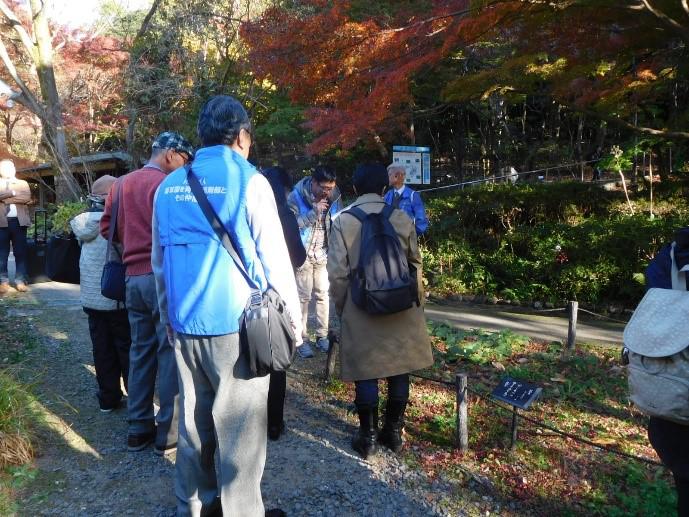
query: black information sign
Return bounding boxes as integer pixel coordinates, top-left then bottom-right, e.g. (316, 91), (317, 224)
(491, 377), (542, 410)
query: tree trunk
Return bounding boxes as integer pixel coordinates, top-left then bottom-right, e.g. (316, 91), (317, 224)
(30, 0), (80, 201)
(576, 114), (585, 181)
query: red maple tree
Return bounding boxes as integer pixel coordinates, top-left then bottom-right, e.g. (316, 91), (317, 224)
(242, 1), (689, 154)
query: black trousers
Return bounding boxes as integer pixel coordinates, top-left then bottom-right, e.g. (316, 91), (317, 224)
(0, 217), (28, 283)
(84, 308), (131, 409)
(267, 371), (286, 430)
(648, 417), (689, 516)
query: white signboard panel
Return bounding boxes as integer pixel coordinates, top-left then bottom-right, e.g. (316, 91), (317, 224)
(392, 145), (431, 185)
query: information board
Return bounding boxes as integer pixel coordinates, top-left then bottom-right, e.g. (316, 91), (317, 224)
(392, 145), (431, 185)
(490, 377), (542, 410)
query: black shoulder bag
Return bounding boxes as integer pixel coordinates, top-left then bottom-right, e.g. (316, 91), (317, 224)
(186, 165), (296, 377)
(101, 180), (126, 302)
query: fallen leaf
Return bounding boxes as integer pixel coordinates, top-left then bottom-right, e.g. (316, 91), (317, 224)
(492, 361), (506, 371)
(550, 376), (567, 383)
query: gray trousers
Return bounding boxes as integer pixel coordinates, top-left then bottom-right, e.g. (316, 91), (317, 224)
(174, 332), (269, 517)
(125, 273), (179, 447)
(296, 257), (329, 339)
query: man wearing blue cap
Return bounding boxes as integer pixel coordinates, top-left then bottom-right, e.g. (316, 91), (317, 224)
(100, 131), (193, 455)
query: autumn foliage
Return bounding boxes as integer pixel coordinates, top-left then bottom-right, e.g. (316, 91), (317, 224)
(242, 0), (513, 153)
(242, 0), (689, 154)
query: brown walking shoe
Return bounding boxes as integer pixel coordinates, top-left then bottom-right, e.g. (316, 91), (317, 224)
(0, 282), (10, 295)
(15, 282), (28, 292)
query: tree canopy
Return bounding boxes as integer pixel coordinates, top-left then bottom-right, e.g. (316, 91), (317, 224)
(242, 0), (689, 157)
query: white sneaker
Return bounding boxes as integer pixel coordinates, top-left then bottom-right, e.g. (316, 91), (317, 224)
(297, 342), (314, 358)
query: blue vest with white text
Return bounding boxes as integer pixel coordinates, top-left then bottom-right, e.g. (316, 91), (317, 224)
(155, 145), (266, 336)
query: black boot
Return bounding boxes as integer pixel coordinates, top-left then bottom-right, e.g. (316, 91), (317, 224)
(351, 404), (378, 459)
(378, 398), (407, 453)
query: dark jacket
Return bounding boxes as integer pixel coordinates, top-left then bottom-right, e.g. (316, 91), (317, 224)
(263, 168), (306, 269)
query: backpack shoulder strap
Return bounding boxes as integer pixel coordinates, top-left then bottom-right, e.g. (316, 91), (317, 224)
(345, 206), (367, 223)
(381, 204), (395, 220)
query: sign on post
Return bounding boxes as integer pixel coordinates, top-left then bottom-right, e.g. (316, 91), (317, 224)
(491, 377), (542, 450)
(392, 145), (431, 185)
(491, 377), (542, 410)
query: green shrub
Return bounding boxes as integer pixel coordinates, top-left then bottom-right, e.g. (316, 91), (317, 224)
(423, 180), (689, 305)
(49, 201), (87, 236)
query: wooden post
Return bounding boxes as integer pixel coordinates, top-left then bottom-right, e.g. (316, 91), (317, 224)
(455, 373), (469, 452)
(567, 301), (578, 351)
(510, 406), (519, 450)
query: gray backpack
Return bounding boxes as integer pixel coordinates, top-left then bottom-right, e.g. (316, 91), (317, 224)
(624, 243), (689, 425)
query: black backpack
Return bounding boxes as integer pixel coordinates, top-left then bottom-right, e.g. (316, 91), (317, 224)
(346, 205), (418, 315)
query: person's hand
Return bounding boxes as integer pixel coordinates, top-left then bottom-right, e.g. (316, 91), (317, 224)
(315, 198), (329, 216)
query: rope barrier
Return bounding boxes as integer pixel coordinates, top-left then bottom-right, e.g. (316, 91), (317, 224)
(408, 372), (663, 467)
(417, 160), (601, 194)
(431, 296), (626, 324)
(578, 307), (629, 324)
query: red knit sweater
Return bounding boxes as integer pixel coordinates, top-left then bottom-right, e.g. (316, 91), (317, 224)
(100, 166), (166, 276)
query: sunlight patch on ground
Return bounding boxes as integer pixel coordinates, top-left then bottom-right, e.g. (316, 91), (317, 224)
(34, 402), (102, 460)
(45, 330), (69, 340)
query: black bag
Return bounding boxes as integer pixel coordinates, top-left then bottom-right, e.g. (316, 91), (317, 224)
(101, 180), (126, 302)
(345, 205), (418, 315)
(186, 166), (296, 377)
(26, 209), (50, 284)
(46, 234), (81, 284)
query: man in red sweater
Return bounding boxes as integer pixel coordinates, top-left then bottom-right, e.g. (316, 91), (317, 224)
(100, 131), (193, 454)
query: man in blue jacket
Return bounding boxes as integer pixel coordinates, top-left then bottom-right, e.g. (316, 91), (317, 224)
(383, 164), (429, 236)
(152, 96), (301, 517)
(287, 166), (342, 356)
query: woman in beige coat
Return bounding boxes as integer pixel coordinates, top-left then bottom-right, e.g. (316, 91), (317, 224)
(327, 163), (433, 459)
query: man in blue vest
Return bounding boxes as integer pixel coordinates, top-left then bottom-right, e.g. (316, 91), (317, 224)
(152, 95), (301, 517)
(383, 164), (429, 236)
(287, 166), (342, 357)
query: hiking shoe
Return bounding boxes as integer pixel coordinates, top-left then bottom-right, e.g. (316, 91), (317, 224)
(15, 282), (28, 292)
(127, 432), (155, 452)
(0, 282), (9, 295)
(99, 399), (122, 413)
(154, 442), (177, 456)
(296, 342), (314, 358)
(268, 421), (285, 441)
(316, 336), (330, 353)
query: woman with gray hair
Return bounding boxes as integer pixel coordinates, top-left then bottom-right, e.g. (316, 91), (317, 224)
(70, 175), (131, 413)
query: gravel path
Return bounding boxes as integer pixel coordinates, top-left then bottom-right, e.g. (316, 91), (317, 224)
(7, 285), (498, 516)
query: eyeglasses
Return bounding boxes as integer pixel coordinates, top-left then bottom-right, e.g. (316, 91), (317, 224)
(317, 183), (335, 193)
(168, 149), (191, 164)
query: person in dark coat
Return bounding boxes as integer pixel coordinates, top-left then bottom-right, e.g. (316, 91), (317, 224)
(262, 166), (306, 440)
(644, 226), (689, 516)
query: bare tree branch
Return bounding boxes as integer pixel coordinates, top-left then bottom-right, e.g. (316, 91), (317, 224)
(639, 0), (689, 42)
(0, 35), (45, 117)
(0, 0), (35, 58)
(134, 0), (164, 42)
